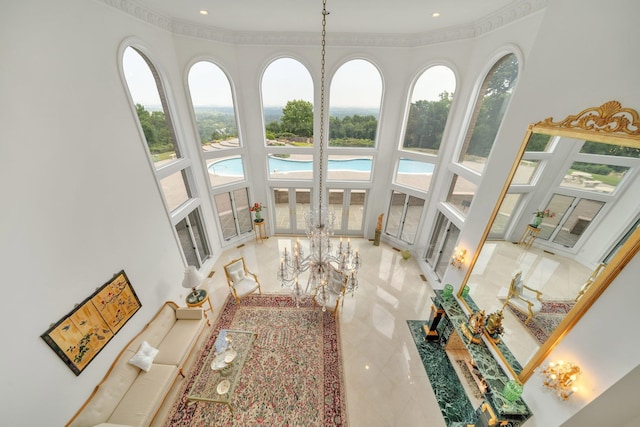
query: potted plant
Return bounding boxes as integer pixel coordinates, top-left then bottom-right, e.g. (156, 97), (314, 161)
(532, 209), (554, 228)
(250, 202), (263, 222)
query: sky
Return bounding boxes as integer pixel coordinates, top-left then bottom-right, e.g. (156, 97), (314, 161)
(123, 48), (456, 109)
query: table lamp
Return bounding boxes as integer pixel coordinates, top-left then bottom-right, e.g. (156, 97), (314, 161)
(182, 266), (204, 298)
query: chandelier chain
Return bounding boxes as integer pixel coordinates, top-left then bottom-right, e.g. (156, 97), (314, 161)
(319, 0), (327, 213)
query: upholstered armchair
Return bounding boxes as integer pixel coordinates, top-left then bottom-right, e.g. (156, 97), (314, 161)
(313, 266), (347, 320)
(223, 257), (262, 305)
(502, 271), (543, 324)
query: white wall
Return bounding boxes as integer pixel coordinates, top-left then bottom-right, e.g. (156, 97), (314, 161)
(0, 1), (203, 424)
(1, 0), (638, 426)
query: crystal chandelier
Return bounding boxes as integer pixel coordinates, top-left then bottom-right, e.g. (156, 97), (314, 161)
(278, 0), (361, 307)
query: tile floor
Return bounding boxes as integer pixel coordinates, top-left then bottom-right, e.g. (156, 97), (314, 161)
(195, 236), (446, 427)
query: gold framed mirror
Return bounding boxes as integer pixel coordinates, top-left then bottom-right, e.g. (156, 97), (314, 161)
(458, 101), (640, 382)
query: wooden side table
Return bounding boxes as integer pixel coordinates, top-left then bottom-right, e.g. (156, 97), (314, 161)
(186, 288), (214, 326)
(254, 219), (267, 243)
(518, 225), (541, 249)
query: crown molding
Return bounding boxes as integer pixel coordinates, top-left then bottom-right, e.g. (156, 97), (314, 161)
(100, 0), (547, 48)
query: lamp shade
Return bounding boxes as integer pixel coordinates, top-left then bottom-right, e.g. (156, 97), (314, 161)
(182, 266), (204, 290)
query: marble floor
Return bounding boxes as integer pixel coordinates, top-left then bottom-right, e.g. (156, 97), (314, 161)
(180, 236), (446, 427)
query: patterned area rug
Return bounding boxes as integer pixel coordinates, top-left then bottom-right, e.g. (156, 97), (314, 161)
(505, 300), (575, 344)
(165, 294), (347, 426)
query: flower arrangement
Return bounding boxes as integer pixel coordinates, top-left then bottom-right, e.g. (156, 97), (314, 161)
(250, 202), (263, 221)
(249, 202), (262, 213)
(534, 209), (555, 218)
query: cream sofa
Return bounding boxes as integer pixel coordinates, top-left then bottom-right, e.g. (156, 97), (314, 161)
(66, 301), (208, 427)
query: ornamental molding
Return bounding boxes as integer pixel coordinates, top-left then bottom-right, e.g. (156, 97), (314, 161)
(100, 0), (547, 48)
(536, 101), (640, 138)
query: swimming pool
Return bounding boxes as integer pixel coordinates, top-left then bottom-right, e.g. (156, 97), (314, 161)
(208, 156), (434, 176)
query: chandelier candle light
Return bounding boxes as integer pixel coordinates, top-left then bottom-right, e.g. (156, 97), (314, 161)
(277, 0), (361, 307)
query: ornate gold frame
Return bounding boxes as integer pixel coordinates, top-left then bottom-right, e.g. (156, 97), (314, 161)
(458, 101), (640, 382)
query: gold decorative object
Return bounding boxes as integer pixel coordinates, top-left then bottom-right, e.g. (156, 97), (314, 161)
(468, 309), (486, 335)
(537, 100), (640, 137)
(485, 310), (504, 342)
(376, 213), (384, 231)
(541, 360), (581, 400)
(462, 309), (486, 343)
(450, 247), (466, 269)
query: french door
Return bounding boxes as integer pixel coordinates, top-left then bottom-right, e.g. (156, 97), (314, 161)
(327, 188), (367, 235)
(272, 187), (313, 234)
(213, 188), (252, 241)
(385, 190), (425, 244)
(425, 212), (460, 280)
(537, 194), (605, 249)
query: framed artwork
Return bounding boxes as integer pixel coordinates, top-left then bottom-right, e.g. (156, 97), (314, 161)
(41, 270), (141, 375)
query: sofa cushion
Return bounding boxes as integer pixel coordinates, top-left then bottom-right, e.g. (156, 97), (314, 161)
(108, 364), (178, 427)
(175, 307), (203, 320)
(154, 319), (204, 366)
(137, 304), (177, 349)
(67, 349), (141, 427)
(128, 341), (159, 372)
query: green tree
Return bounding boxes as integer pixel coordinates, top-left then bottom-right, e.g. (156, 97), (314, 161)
(466, 54), (519, 158)
(281, 100), (313, 137)
(403, 91), (452, 153)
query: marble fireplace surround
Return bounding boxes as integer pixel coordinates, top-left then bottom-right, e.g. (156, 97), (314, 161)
(408, 290), (532, 426)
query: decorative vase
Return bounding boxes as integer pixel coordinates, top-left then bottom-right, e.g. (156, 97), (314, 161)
(462, 285), (470, 298)
(254, 211), (262, 221)
(532, 216), (542, 228)
(442, 284), (454, 299)
(502, 380), (523, 402)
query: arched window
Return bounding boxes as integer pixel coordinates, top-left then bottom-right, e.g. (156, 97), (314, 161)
(262, 58), (314, 146)
(188, 61), (239, 152)
(123, 46), (211, 267)
(402, 65), (456, 155)
(329, 59), (382, 148)
(188, 61), (245, 188)
(457, 53), (519, 174)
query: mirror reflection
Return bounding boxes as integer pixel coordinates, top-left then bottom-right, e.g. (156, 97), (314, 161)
(460, 101), (640, 381)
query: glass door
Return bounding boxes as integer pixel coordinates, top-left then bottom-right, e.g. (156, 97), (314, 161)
(426, 212), (460, 281)
(328, 188), (367, 235)
(538, 194), (605, 248)
(213, 188), (252, 241)
(272, 187), (313, 234)
(385, 190), (425, 244)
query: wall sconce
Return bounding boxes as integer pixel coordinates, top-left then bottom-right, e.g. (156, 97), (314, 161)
(450, 247), (467, 269)
(541, 360), (581, 400)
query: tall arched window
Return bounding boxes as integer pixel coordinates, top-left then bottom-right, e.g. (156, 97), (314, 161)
(329, 59), (382, 148)
(262, 58), (314, 147)
(123, 46), (211, 267)
(261, 58), (316, 235)
(188, 61), (239, 152)
(457, 53), (519, 174)
(402, 65), (456, 155)
(188, 61), (245, 188)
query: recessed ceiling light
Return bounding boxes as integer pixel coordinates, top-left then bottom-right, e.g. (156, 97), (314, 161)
(199, 10), (208, 15)
(432, 12), (440, 18)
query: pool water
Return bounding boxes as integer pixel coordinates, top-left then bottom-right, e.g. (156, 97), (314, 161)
(208, 156), (434, 176)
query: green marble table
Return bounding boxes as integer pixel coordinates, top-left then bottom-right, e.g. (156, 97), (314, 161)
(436, 291), (531, 423)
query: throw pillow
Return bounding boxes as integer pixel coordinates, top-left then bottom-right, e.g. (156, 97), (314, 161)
(128, 340), (159, 372)
(229, 267), (245, 283)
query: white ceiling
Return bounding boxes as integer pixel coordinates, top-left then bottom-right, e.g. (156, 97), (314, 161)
(133, 0), (521, 35)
